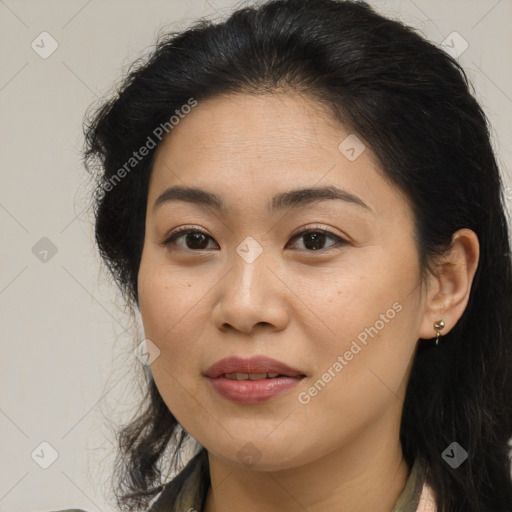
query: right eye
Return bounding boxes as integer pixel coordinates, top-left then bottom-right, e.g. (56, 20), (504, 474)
(161, 227), (219, 251)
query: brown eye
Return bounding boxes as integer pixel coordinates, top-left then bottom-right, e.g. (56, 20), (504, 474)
(287, 229), (347, 251)
(163, 229), (218, 251)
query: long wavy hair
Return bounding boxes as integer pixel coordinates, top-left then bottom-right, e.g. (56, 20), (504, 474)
(82, 0), (512, 510)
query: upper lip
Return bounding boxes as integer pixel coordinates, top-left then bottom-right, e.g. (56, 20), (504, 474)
(204, 356), (306, 378)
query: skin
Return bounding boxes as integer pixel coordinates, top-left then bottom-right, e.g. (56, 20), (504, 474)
(137, 91), (479, 512)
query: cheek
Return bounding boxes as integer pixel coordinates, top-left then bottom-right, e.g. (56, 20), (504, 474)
(138, 256), (208, 343)
(137, 255), (219, 376)
(302, 249), (420, 407)
(303, 246), (415, 341)
(138, 261), (209, 423)
(297, 303), (417, 451)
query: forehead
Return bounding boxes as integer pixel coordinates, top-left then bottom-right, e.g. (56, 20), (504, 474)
(166, 92), (338, 149)
(148, 92), (408, 219)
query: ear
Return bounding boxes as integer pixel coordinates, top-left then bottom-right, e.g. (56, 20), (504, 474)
(418, 228), (480, 340)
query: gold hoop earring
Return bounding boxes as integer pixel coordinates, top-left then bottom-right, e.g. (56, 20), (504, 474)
(433, 319), (445, 346)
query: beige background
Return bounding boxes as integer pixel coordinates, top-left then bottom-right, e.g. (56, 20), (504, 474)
(1, 0), (511, 510)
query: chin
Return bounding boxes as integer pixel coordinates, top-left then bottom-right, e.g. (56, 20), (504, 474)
(203, 435), (313, 472)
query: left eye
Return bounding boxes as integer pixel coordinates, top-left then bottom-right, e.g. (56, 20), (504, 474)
(288, 229), (347, 251)
(162, 228), (347, 252)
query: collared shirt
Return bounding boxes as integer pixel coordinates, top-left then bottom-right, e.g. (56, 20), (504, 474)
(148, 448), (438, 512)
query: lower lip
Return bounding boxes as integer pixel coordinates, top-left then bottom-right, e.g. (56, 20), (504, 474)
(206, 375), (303, 404)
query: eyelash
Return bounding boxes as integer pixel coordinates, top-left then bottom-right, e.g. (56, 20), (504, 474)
(161, 225), (348, 252)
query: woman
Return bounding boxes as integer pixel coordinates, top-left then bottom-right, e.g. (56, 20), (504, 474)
(82, 0), (512, 511)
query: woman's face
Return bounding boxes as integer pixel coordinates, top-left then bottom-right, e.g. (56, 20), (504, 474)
(138, 92), (429, 470)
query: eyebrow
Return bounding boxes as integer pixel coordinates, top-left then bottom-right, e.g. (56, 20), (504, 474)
(152, 185), (372, 214)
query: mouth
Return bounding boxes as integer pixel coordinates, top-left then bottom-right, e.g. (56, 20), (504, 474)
(206, 374), (305, 404)
(204, 356), (306, 404)
(222, 372), (303, 380)
(204, 355), (306, 380)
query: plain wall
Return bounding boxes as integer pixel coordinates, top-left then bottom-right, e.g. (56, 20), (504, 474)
(1, 0), (511, 510)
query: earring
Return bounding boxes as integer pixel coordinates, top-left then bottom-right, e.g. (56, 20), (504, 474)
(433, 319), (445, 346)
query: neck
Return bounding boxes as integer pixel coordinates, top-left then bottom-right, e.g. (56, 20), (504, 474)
(203, 410), (410, 512)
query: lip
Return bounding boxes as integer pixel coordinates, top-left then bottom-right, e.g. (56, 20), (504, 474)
(204, 356), (306, 405)
(204, 356), (305, 379)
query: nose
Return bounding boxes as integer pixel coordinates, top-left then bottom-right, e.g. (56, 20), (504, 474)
(211, 248), (290, 335)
